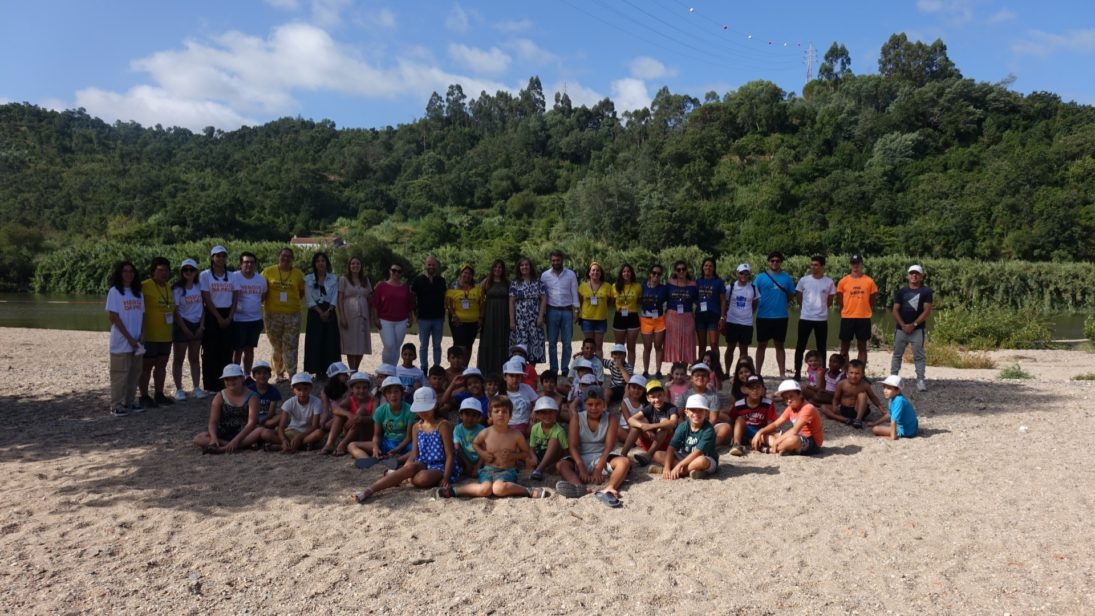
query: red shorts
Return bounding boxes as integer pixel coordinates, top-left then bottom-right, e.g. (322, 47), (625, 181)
(638, 429), (671, 451)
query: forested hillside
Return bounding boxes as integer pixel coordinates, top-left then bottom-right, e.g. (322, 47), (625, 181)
(1, 34), (1093, 291)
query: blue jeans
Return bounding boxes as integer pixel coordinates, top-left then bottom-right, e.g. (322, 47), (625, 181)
(546, 308), (573, 373)
(418, 318), (444, 368)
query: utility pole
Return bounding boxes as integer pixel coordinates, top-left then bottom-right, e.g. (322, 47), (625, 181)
(804, 43), (817, 84)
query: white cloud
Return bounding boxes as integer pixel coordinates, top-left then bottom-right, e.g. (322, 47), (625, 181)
(548, 81), (602, 109)
(988, 8), (1016, 24)
(446, 3), (469, 33)
(265, 0), (299, 9)
(495, 18), (531, 33)
(64, 22), (512, 130)
(448, 44), (510, 74)
(629, 56), (674, 80)
(915, 0), (973, 25)
(372, 7), (396, 28)
(506, 38), (557, 64)
(1013, 28), (1095, 57)
(311, 0), (351, 27)
(611, 78), (651, 112)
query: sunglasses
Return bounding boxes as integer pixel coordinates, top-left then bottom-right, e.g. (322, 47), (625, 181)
(675, 267), (687, 272)
(650, 270), (663, 276)
(390, 268), (403, 273)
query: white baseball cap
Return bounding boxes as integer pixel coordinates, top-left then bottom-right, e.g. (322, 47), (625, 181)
(572, 357), (593, 370)
(776, 379), (801, 394)
(251, 360), (272, 372)
(220, 364), (246, 380)
(503, 360), (525, 375)
(210, 245), (228, 256)
(628, 374), (648, 387)
(579, 374), (597, 385)
(881, 375), (903, 389)
(379, 376), (404, 392)
(610, 343), (627, 355)
(410, 387), (437, 413)
(689, 362), (711, 374)
(326, 361), (352, 378)
(375, 363), (397, 376)
(534, 396), (560, 412)
(684, 393), (710, 411)
(462, 367), (484, 380)
(290, 372), (313, 386)
(908, 265), (924, 275)
(459, 397), (483, 414)
(180, 258), (198, 269)
(736, 263), (751, 273)
(348, 372), (372, 386)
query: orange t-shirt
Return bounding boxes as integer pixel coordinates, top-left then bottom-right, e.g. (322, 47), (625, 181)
(776, 403), (824, 446)
(836, 274), (878, 319)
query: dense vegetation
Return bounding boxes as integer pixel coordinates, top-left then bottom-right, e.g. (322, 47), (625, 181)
(2, 34), (1093, 294)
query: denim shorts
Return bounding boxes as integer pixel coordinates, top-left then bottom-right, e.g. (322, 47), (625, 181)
(694, 312), (721, 332)
(580, 319), (608, 334)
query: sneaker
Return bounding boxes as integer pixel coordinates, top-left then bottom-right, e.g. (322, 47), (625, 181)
(193, 387), (209, 400)
(730, 444), (745, 457)
(689, 469), (707, 480)
(154, 392), (175, 406)
(530, 469), (544, 482)
(174, 390), (187, 402)
(916, 379), (928, 392)
(110, 405), (129, 417)
(139, 394), (157, 409)
(654, 372), (665, 381)
(647, 464), (664, 475)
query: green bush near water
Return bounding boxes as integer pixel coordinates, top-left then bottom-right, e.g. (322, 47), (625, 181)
(931, 305), (1053, 349)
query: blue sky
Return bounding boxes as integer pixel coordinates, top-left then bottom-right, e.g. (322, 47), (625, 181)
(1, 0), (1092, 131)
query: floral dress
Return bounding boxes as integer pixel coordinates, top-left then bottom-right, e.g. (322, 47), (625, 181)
(509, 278), (546, 364)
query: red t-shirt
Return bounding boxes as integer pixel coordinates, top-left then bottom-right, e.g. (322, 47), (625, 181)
(371, 281), (413, 321)
(733, 398), (778, 428)
(776, 403), (824, 446)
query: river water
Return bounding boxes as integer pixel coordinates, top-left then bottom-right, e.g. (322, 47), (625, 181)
(0, 292), (1087, 342)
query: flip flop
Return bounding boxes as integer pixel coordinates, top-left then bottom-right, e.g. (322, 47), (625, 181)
(530, 469), (544, 481)
(527, 487), (548, 499)
(333, 449), (347, 457)
(380, 458), (400, 470)
(594, 491), (622, 508)
(555, 481), (586, 499)
(433, 486), (455, 499)
(354, 458), (380, 470)
(633, 453), (651, 467)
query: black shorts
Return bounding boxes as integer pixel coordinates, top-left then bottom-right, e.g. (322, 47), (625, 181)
(613, 312), (640, 331)
(233, 319), (263, 350)
(609, 385), (625, 403)
(755, 318), (788, 343)
(722, 323), (753, 346)
(172, 319), (202, 343)
(143, 341), (172, 359)
(839, 405), (871, 420)
(796, 435), (821, 455)
(695, 312), (721, 332)
(839, 318), (872, 342)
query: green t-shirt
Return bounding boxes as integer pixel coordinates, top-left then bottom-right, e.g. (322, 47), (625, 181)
(453, 423), (484, 463)
(669, 420), (718, 461)
(529, 421), (568, 450)
(373, 401), (414, 442)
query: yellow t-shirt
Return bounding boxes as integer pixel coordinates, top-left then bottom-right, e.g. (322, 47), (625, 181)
(612, 282), (641, 316)
(836, 274), (878, 319)
(446, 286), (482, 323)
(578, 281), (613, 320)
(261, 266), (305, 315)
(141, 279), (175, 343)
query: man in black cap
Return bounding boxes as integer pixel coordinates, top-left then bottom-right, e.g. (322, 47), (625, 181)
(835, 253), (878, 367)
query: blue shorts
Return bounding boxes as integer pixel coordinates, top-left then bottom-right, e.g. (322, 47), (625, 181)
(694, 312), (721, 332)
(478, 465), (518, 483)
(744, 425), (760, 441)
(795, 435), (821, 455)
(379, 437), (409, 456)
(580, 319), (608, 334)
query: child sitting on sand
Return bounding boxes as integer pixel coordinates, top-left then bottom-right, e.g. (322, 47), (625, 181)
(444, 367), (489, 423)
(275, 372), (324, 453)
(605, 343), (634, 404)
(651, 394), (719, 480)
(353, 387), (460, 503)
(319, 361), (351, 432)
(529, 396), (567, 481)
(348, 376), (414, 468)
(728, 375), (778, 456)
(193, 364), (263, 454)
(869, 375), (919, 439)
(247, 360), (282, 428)
(444, 345), (468, 383)
(320, 371), (375, 456)
(821, 359), (883, 429)
(616, 374), (646, 444)
(619, 379), (678, 466)
(502, 359), (538, 435)
(453, 398), (485, 476)
(751, 380), (824, 455)
(815, 353), (846, 407)
(484, 373), (502, 399)
(555, 387), (632, 508)
(800, 351), (825, 401)
(396, 342), (424, 393)
(539, 370), (565, 409)
(435, 396), (544, 499)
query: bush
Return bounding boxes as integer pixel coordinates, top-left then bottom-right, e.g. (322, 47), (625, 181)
(998, 363), (1033, 379)
(924, 343), (996, 369)
(1085, 315), (1095, 342)
(931, 306), (1052, 350)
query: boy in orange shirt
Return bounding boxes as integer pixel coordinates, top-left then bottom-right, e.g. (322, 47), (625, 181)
(751, 380), (824, 455)
(836, 253), (878, 367)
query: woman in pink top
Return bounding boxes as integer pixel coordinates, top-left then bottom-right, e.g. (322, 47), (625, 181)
(371, 262), (415, 365)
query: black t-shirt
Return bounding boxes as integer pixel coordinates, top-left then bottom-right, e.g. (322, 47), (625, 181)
(410, 274), (447, 320)
(893, 286), (933, 330)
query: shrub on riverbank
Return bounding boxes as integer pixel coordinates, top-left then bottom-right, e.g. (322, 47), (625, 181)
(931, 306), (1053, 349)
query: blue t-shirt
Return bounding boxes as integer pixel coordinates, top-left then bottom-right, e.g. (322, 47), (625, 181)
(247, 383), (283, 422)
(754, 271), (795, 319)
(666, 283), (698, 314)
(889, 394), (919, 437)
(640, 283), (668, 317)
(452, 392), (490, 420)
(695, 277), (726, 315)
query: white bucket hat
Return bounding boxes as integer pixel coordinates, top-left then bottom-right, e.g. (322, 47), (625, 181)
(220, 364), (246, 380)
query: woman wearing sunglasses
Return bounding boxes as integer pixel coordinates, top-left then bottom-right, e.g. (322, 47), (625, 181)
(371, 262), (415, 366)
(171, 258), (206, 401)
(665, 260), (699, 367)
(639, 265), (669, 379)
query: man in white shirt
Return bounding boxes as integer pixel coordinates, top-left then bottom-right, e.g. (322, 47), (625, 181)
(793, 255), (836, 381)
(540, 249), (579, 374)
(231, 252), (268, 373)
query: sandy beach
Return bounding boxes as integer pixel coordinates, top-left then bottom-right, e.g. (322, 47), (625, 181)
(1, 327), (1094, 614)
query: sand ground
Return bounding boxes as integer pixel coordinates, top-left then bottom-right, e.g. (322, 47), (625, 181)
(1, 327), (1093, 615)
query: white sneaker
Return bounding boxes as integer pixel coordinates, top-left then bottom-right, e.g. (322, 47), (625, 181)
(193, 387), (208, 400)
(174, 390), (187, 402)
(916, 379), (927, 392)
(111, 405), (129, 417)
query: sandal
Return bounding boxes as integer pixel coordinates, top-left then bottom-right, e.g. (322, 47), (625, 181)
(354, 458), (380, 470)
(555, 481), (586, 499)
(433, 486), (455, 499)
(333, 449), (347, 457)
(318, 447), (334, 456)
(353, 488), (373, 504)
(527, 487), (548, 499)
(530, 469), (544, 481)
(594, 491), (622, 508)
(633, 453), (651, 467)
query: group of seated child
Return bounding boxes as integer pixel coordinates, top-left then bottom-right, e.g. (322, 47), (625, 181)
(193, 340), (919, 508)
